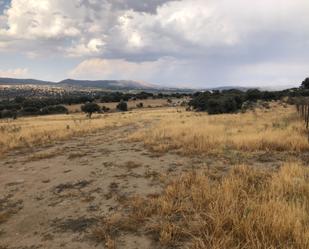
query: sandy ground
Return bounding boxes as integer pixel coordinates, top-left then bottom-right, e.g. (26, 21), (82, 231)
(0, 122), (210, 249)
(0, 115), (300, 249)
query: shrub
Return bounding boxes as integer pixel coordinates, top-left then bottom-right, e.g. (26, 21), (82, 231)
(301, 77), (309, 89)
(0, 102), (21, 111)
(21, 106), (40, 116)
(0, 110), (17, 119)
(117, 101), (128, 112)
(14, 96), (26, 104)
(206, 98), (223, 114)
(246, 89), (262, 102)
(40, 105), (68, 115)
(81, 103), (101, 118)
(190, 95), (239, 115)
(188, 88), (286, 115)
(136, 102), (143, 108)
(101, 106), (110, 113)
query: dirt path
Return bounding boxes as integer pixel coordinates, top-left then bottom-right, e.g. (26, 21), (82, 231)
(0, 124), (206, 249)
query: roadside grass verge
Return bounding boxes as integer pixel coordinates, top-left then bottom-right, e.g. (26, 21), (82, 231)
(95, 162), (309, 249)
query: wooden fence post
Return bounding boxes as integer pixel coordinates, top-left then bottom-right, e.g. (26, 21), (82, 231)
(301, 105), (304, 117)
(295, 99), (309, 141)
(307, 104), (309, 130)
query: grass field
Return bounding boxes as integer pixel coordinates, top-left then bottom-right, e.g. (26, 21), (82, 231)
(1, 102), (308, 249)
(0, 107), (179, 156)
(0, 111), (133, 156)
(2, 102), (307, 157)
(130, 103), (309, 154)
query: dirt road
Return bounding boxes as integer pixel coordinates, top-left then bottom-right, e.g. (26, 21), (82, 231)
(0, 124), (204, 249)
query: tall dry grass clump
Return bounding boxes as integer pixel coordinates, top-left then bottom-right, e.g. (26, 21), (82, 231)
(99, 162), (309, 249)
(130, 104), (309, 154)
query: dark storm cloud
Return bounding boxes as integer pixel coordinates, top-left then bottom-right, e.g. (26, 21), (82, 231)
(108, 0), (180, 13)
(77, 0), (179, 13)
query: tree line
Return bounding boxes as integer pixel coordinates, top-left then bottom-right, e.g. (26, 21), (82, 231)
(0, 91), (188, 119)
(1, 78), (309, 119)
(188, 78), (309, 114)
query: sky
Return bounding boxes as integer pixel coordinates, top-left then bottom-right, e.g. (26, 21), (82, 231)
(0, 0), (309, 88)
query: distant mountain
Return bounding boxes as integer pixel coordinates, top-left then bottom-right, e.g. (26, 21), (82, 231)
(58, 79), (157, 90)
(0, 77), (54, 85)
(207, 86), (253, 92)
(0, 77), (158, 90)
(0, 77), (295, 92)
(258, 85), (298, 91)
(208, 85), (297, 92)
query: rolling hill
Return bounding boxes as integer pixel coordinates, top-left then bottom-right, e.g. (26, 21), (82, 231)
(0, 77), (157, 90)
(0, 77), (53, 85)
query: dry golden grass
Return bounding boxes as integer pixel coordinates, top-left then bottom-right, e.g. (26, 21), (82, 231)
(130, 103), (309, 154)
(93, 213), (142, 248)
(0, 108), (177, 157)
(0, 113), (125, 156)
(1, 104), (307, 157)
(0, 114), (111, 156)
(98, 162), (309, 249)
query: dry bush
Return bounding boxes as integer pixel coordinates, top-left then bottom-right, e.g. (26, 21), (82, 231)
(130, 104), (309, 154)
(93, 212), (145, 248)
(98, 162), (309, 249)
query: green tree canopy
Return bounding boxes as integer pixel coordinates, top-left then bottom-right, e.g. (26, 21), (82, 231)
(301, 78), (309, 89)
(81, 102), (101, 118)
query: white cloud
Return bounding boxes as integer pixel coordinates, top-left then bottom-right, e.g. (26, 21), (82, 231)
(114, 0), (309, 55)
(0, 68), (28, 78)
(1, 0), (308, 58)
(1, 0), (309, 86)
(66, 38), (106, 57)
(0, 0), (115, 56)
(1, 0), (82, 39)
